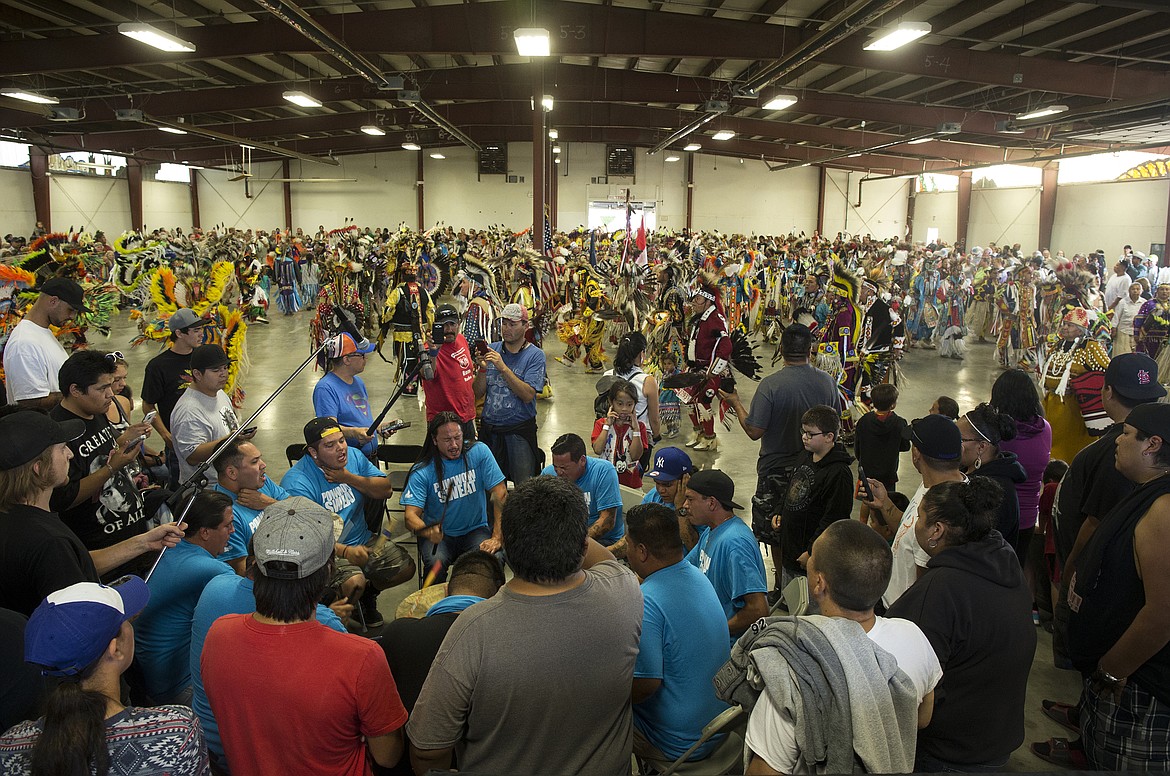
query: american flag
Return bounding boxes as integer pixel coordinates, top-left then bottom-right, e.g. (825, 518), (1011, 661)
(543, 217), (554, 257)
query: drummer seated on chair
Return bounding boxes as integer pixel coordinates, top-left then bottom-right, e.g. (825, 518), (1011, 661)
(281, 417), (414, 629)
(401, 412), (507, 585)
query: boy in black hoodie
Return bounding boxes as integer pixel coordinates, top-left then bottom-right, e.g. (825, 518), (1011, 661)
(855, 384), (911, 538)
(776, 405), (855, 582)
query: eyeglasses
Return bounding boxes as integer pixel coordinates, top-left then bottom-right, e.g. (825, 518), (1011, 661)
(801, 430), (828, 438)
(104, 350), (126, 362)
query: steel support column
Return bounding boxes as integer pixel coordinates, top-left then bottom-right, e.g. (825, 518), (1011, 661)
(29, 147), (50, 231)
(1039, 165), (1058, 251)
(957, 171), (973, 251)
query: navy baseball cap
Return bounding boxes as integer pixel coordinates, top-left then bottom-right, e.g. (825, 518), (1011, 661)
(903, 414), (962, 461)
(645, 447), (694, 482)
(1106, 353), (1167, 402)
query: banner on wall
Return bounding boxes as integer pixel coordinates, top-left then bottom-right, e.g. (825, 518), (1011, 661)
(588, 200), (656, 232)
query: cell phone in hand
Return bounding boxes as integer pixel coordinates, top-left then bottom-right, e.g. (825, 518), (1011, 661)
(240, 426), (258, 437)
(857, 465), (875, 501)
(475, 340), (490, 357)
(380, 420), (412, 435)
(143, 410), (158, 424)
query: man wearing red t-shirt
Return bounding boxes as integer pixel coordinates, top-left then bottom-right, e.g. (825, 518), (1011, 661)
(201, 496), (407, 776)
(423, 303), (477, 440)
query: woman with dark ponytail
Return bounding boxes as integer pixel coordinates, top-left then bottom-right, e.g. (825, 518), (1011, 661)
(887, 478), (1036, 773)
(957, 402), (1028, 554)
(605, 331), (661, 446)
(0, 578), (208, 775)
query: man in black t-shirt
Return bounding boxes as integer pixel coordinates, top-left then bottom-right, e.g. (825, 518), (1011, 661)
(141, 308), (215, 485)
(49, 351), (155, 554)
(0, 411), (183, 616)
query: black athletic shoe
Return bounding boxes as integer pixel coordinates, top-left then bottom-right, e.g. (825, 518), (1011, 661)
(359, 593), (384, 629)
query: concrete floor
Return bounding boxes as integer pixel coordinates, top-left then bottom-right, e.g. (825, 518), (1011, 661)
(106, 308), (1080, 771)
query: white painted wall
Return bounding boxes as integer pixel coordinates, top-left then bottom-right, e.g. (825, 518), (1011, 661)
(912, 190), (958, 244)
(50, 173), (130, 235)
(968, 186), (1041, 249)
(0, 150), (1167, 253)
(142, 180), (192, 232)
(822, 170), (908, 241)
(0, 168), (35, 237)
(1052, 178), (1169, 256)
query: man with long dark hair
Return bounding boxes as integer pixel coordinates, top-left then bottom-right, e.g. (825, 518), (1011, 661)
(402, 412), (507, 583)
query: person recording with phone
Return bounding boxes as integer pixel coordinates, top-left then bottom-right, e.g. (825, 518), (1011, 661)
(475, 303), (547, 486)
(591, 379), (649, 489)
(422, 303), (478, 442)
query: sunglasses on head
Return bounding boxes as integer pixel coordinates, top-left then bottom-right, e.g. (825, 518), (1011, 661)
(104, 351), (126, 362)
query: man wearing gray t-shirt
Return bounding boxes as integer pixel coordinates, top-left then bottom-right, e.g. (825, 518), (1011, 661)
(408, 475), (643, 775)
(722, 323), (839, 595)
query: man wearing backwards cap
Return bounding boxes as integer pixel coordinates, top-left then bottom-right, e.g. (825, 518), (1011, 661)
(1065, 402), (1170, 770)
(682, 469), (768, 641)
(861, 413), (967, 610)
(0, 411), (184, 618)
(3, 276), (88, 408)
(201, 497), (408, 776)
(422, 302), (478, 441)
(0, 578), (208, 774)
(313, 332), (381, 460)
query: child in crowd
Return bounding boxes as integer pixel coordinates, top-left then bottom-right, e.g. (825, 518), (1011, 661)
(1036, 458), (1069, 633)
(775, 405), (855, 584)
(929, 395), (960, 419)
(591, 379), (649, 488)
(656, 351), (682, 438)
(854, 383), (910, 534)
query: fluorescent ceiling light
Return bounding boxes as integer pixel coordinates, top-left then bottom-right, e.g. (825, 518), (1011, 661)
(907, 137), (932, 145)
(186, 164), (203, 169)
(552, 145), (561, 154)
(117, 22), (196, 53)
(554, 157), (561, 164)
(847, 153), (861, 158)
(548, 129), (558, 139)
(360, 125), (385, 136)
(1017, 105), (1068, 121)
(763, 94), (798, 111)
(513, 28), (550, 57)
(282, 90), (322, 108)
(864, 21), (931, 51)
(402, 142), (421, 151)
(1, 89), (58, 105)
(712, 130), (735, 141)
(684, 143), (701, 152)
(159, 126), (187, 135)
(801, 163), (811, 167)
(665, 155), (680, 162)
(541, 95), (554, 112)
(430, 153), (446, 159)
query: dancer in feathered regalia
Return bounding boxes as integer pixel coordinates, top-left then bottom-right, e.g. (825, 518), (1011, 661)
(857, 277), (904, 408)
(815, 263), (862, 434)
(556, 262), (607, 373)
(274, 250), (302, 315)
(454, 250), (499, 351)
(682, 272), (733, 452)
(381, 260), (434, 396)
(935, 259), (969, 361)
(1134, 282), (1170, 376)
(907, 256), (941, 348)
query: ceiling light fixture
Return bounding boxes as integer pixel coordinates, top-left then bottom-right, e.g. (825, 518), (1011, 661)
(541, 95), (554, 112)
(360, 125), (385, 136)
(864, 21), (931, 51)
(847, 153), (861, 158)
(763, 94), (798, 111)
(282, 90), (322, 108)
(548, 128), (558, 139)
(712, 130), (735, 141)
(1016, 105), (1068, 121)
(1, 89), (58, 105)
(684, 143), (701, 152)
(554, 157), (561, 164)
(552, 145), (561, 154)
(513, 28), (550, 57)
(402, 142), (421, 151)
(665, 155), (680, 162)
(117, 22), (196, 53)
(906, 137), (933, 144)
(159, 126), (187, 135)
(430, 152), (446, 159)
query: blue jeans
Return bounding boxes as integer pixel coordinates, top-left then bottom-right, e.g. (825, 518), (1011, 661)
(418, 525), (495, 583)
(500, 433), (536, 486)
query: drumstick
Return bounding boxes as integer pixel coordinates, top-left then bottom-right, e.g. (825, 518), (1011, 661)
(421, 559), (443, 589)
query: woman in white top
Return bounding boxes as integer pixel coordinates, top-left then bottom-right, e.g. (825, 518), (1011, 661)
(1113, 281), (1145, 356)
(605, 331), (661, 442)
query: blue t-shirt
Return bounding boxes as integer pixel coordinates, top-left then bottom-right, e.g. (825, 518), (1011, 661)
(190, 573), (345, 761)
(685, 517), (767, 628)
(642, 489), (667, 506)
(214, 477), (289, 563)
(400, 442), (505, 537)
(135, 540), (234, 700)
(481, 341), (545, 425)
(634, 560), (732, 761)
(312, 372), (376, 458)
(280, 451), (386, 546)
(540, 457), (624, 545)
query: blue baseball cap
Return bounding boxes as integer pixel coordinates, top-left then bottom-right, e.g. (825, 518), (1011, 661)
(645, 447), (694, 482)
(25, 577), (150, 676)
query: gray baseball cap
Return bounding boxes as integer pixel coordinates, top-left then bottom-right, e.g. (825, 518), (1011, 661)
(253, 497), (335, 579)
(168, 307), (215, 332)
